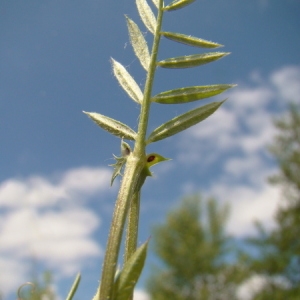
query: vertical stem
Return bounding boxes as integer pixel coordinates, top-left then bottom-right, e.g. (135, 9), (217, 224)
(97, 157), (143, 300)
(124, 191), (141, 300)
(125, 191), (141, 263)
(122, 0), (165, 293)
(97, 1), (164, 299)
(134, 0), (164, 154)
(124, 170), (147, 264)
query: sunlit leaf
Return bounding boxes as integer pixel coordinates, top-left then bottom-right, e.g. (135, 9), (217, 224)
(164, 0), (196, 11)
(83, 111), (137, 140)
(147, 100), (225, 144)
(126, 16), (150, 71)
(142, 153), (171, 178)
(158, 52), (230, 68)
(136, 0), (157, 34)
(161, 31), (223, 48)
(111, 58), (143, 104)
(152, 0), (159, 8)
(113, 241), (149, 300)
(152, 84), (236, 104)
(146, 153), (170, 167)
(66, 273), (81, 300)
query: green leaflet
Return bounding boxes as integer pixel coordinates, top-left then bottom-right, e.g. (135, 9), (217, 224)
(136, 0), (157, 34)
(143, 153), (170, 177)
(161, 31), (223, 48)
(164, 0), (196, 11)
(146, 153), (170, 168)
(83, 111), (137, 140)
(151, 84), (236, 104)
(66, 273), (81, 300)
(158, 52), (230, 68)
(134, 153), (170, 193)
(111, 58), (143, 104)
(152, 0), (159, 8)
(112, 241), (149, 300)
(147, 100), (225, 144)
(126, 16), (150, 71)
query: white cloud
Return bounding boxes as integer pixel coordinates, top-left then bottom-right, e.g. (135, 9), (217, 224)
(209, 183), (280, 236)
(176, 106), (238, 166)
(0, 257), (28, 297)
(237, 274), (268, 300)
(270, 65), (300, 103)
(237, 274), (291, 300)
(177, 65), (300, 237)
(134, 289), (150, 300)
(0, 166), (111, 208)
(0, 166), (111, 296)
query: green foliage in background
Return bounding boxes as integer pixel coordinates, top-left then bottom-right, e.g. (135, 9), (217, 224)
(146, 196), (248, 300)
(247, 103), (300, 299)
(146, 103), (300, 300)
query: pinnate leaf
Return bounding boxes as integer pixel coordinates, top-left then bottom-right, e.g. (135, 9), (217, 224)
(136, 0), (157, 34)
(126, 16), (150, 71)
(111, 58), (143, 104)
(152, 84), (236, 104)
(164, 0), (196, 11)
(147, 100), (225, 144)
(83, 111), (137, 140)
(113, 241), (149, 300)
(158, 52), (230, 69)
(161, 31), (223, 48)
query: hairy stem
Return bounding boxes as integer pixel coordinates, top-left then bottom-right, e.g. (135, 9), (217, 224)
(97, 1), (164, 299)
(125, 191), (141, 263)
(123, 0), (164, 265)
(124, 192), (141, 300)
(134, 0), (164, 154)
(124, 164), (148, 260)
(97, 156), (143, 300)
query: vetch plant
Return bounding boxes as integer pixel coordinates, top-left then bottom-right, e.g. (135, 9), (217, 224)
(77, 0), (235, 299)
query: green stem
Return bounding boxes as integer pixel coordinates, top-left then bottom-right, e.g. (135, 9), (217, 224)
(97, 157), (143, 300)
(124, 191), (141, 300)
(124, 167), (148, 264)
(122, 0), (165, 293)
(125, 191), (141, 263)
(123, 0), (164, 267)
(134, 0), (164, 154)
(97, 1), (164, 299)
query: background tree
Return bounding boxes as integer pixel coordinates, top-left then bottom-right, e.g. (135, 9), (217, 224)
(247, 103), (300, 299)
(146, 195), (248, 300)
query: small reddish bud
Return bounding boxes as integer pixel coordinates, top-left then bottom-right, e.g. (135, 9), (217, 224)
(147, 155), (155, 162)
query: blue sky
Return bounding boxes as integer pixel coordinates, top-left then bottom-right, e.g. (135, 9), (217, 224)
(1, 0), (300, 299)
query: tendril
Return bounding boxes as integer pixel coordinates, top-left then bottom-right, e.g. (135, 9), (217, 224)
(17, 282), (36, 300)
